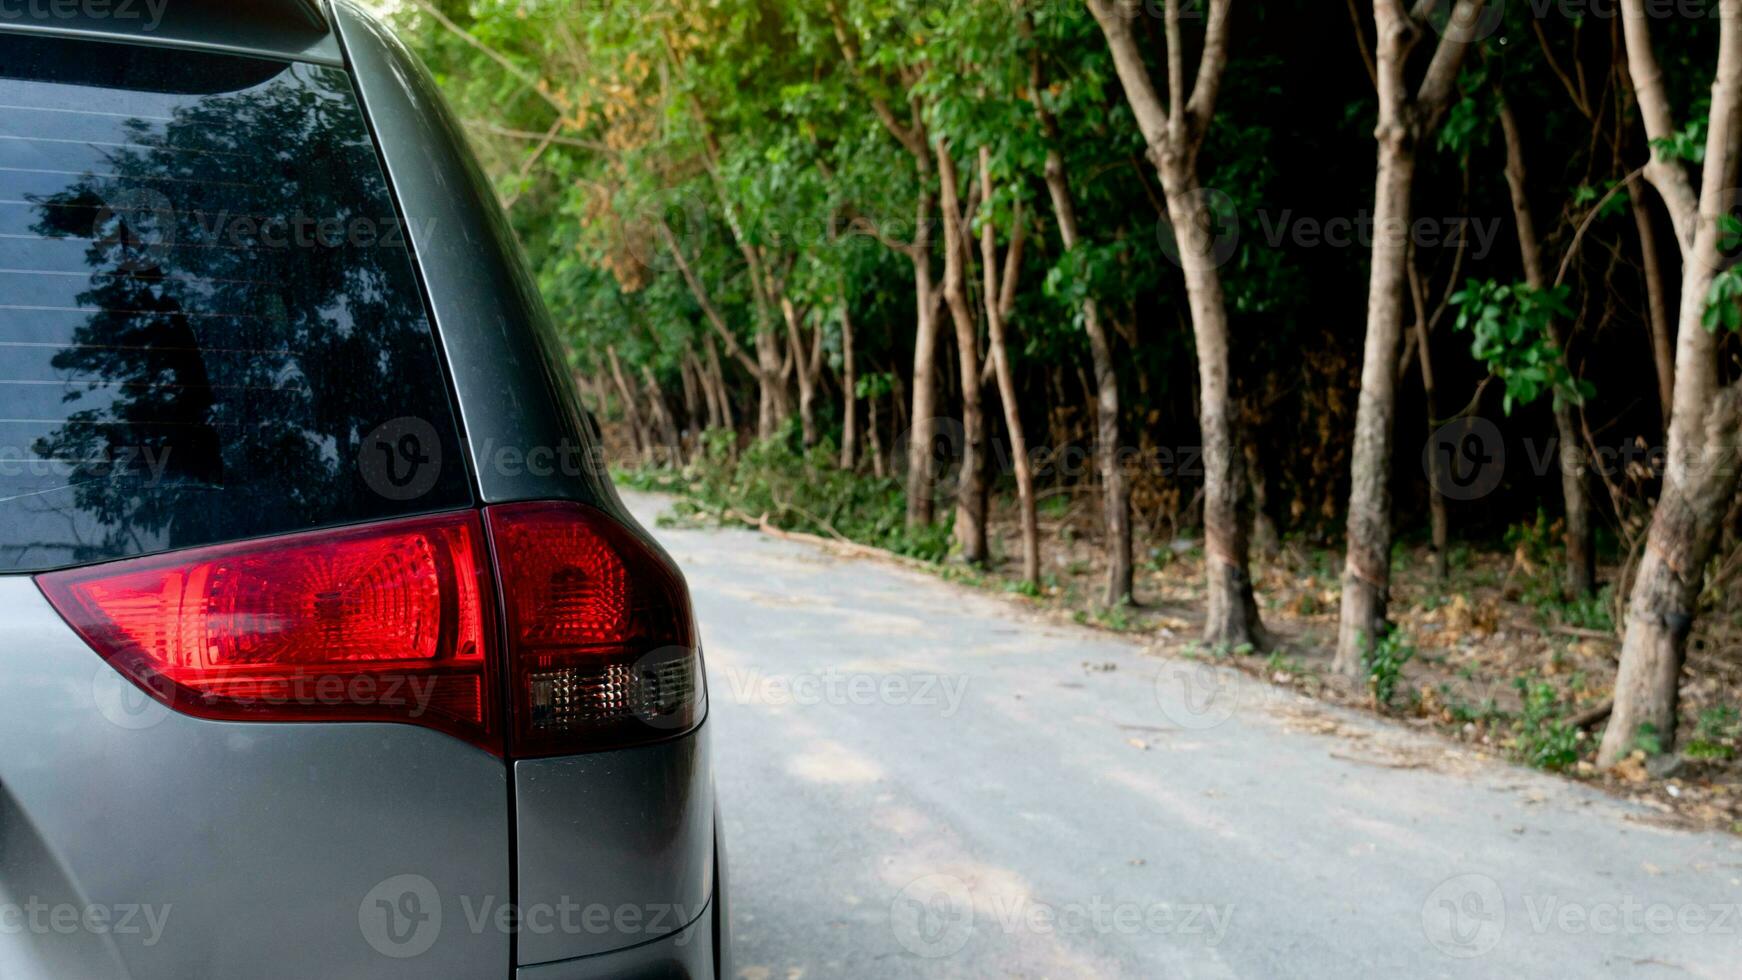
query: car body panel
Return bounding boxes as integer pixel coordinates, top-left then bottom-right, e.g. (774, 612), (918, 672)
(514, 901), (715, 980)
(513, 735), (715, 965)
(329, 0), (616, 513)
(0, 576), (512, 980)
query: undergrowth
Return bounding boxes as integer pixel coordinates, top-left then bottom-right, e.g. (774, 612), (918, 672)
(615, 427), (953, 562)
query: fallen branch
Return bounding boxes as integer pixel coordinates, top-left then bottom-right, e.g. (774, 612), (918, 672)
(1505, 619), (1619, 643)
(1570, 699), (1614, 730)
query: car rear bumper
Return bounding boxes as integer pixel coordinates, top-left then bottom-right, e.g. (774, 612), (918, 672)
(513, 726), (717, 967)
(515, 892), (719, 980)
(0, 573), (726, 979)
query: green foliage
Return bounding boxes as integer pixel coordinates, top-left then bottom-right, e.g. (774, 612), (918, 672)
(642, 427), (953, 562)
(1544, 587), (1614, 634)
(1094, 598), (1137, 632)
(1439, 684), (1502, 726)
(1436, 66), (1490, 156)
(1630, 723), (1665, 758)
(386, 5), (1741, 783)
(1450, 280), (1593, 413)
(854, 371), (895, 400)
(1686, 707), (1741, 760)
(1649, 106), (1709, 164)
(1362, 629), (1416, 710)
(1507, 507), (1560, 564)
(1502, 509), (1614, 630)
(1571, 181), (1630, 221)
(1265, 651), (1307, 677)
(1511, 676), (1581, 771)
(1701, 215), (1742, 333)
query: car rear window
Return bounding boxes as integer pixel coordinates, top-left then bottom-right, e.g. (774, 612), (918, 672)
(0, 33), (469, 573)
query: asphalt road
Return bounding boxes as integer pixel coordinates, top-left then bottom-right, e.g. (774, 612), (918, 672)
(621, 492), (1742, 979)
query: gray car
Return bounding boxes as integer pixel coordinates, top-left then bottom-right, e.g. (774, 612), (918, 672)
(0, 2), (725, 977)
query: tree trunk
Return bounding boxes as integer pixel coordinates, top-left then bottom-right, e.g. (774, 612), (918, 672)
(936, 142), (988, 565)
(1629, 179), (1676, 433)
(607, 345), (650, 462)
(1161, 160), (1267, 647)
(1033, 43), (1132, 604)
(704, 335), (734, 435)
(1602, 391), (1742, 761)
(754, 327), (789, 440)
(905, 191), (942, 529)
(868, 384), (886, 479)
(679, 353), (703, 438)
(1600, 0), (1742, 764)
(1246, 442), (1281, 561)
(1336, 130), (1414, 675)
(978, 147), (1039, 587)
(1497, 94), (1595, 597)
(828, 17), (941, 528)
(1413, 302), (1450, 581)
(657, 218), (768, 442)
(1090, 0), (1259, 632)
(783, 299), (821, 448)
(1333, 0), (1481, 674)
(1553, 397), (1596, 596)
(696, 350), (722, 432)
(641, 365), (683, 466)
(840, 298), (859, 470)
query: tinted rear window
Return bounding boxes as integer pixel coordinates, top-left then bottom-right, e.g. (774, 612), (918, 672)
(0, 33), (469, 573)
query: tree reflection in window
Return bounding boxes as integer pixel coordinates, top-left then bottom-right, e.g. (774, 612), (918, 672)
(6, 48), (465, 570)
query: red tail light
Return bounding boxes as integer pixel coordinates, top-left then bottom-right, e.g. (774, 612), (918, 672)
(37, 511), (500, 753)
(486, 501), (702, 758)
(35, 502), (701, 758)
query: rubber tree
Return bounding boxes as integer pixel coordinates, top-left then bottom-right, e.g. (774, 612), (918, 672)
(1334, 0), (1486, 676)
(1030, 16), (1133, 605)
(1089, 0), (1267, 643)
(828, 2), (946, 528)
(978, 147), (1040, 588)
(1494, 91), (1597, 597)
(1598, 0), (1742, 765)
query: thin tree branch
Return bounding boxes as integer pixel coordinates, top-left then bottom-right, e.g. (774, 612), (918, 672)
(1186, 0), (1235, 127)
(1415, 0), (1487, 109)
(1345, 0), (1379, 89)
(413, 0), (568, 116)
(1554, 167), (1645, 288)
